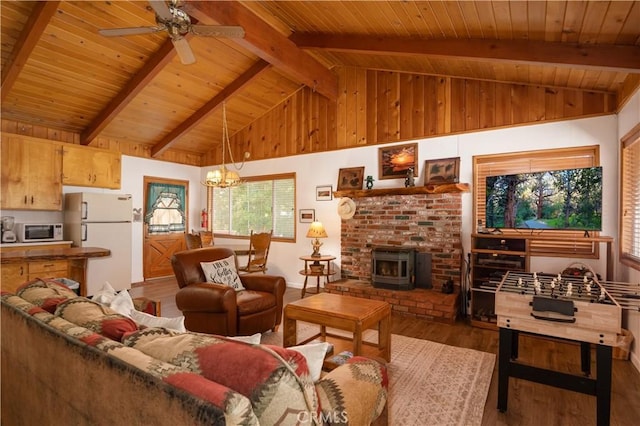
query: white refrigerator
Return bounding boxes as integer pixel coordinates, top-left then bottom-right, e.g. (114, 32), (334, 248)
(64, 192), (132, 296)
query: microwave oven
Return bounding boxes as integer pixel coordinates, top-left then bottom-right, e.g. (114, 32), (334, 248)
(17, 223), (64, 243)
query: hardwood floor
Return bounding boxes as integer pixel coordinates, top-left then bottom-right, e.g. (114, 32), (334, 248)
(130, 278), (640, 426)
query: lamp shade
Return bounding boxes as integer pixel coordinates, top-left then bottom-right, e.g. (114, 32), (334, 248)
(306, 221), (328, 238)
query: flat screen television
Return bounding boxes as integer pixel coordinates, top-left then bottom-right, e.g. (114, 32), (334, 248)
(485, 166), (602, 231)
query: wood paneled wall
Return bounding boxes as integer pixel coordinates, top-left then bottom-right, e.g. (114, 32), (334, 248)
(224, 67), (617, 165)
(2, 65), (618, 168)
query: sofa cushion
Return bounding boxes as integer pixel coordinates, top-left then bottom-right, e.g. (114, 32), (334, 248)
(122, 328), (320, 424)
(235, 290), (276, 315)
(17, 278), (79, 313)
(54, 298), (138, 342)
(200, 256), (245, 291)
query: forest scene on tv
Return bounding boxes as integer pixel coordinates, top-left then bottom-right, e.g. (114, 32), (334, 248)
(485, 167), (602, 231)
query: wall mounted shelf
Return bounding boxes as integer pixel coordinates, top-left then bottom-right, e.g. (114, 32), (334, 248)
(333, 183), (470, 198)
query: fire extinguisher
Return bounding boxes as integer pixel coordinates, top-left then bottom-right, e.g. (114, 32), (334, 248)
(201, 209), (208, 229)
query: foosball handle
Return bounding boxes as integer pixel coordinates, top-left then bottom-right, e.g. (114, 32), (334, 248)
(530, 313), (576, 323)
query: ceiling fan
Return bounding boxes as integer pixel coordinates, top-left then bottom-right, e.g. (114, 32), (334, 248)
(98, 0), (245, 65)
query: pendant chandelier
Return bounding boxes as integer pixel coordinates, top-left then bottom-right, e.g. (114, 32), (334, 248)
(202, 102), (247, 188)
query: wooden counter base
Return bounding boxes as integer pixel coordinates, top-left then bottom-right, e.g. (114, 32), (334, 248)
(1, 247), (110, 296)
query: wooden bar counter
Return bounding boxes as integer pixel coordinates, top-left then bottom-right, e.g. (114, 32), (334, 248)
(1, 247), (110, 297)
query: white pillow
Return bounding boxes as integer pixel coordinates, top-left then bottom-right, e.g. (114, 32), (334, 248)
(130, 310), (186, 333)
(227, 333), (262, 345)
(200, 256), (245, 291)
(110, 289), (135, 317)
(289, 342), (331, 382)
(91, 281), (117, 305)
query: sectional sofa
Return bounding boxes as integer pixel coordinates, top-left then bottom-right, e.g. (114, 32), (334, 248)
(1, 278), (388, 425)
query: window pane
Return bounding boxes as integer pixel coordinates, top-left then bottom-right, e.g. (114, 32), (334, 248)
(211, 173), (295, 240)
(273, 178), (295, 238)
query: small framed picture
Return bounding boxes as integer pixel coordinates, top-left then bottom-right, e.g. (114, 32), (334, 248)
(299, 209), (315, 223)
(378, 143), (418, 180)
(337, 167), (365, 191)
(316, 185), (333, 201)
(424, 157), (460, 185)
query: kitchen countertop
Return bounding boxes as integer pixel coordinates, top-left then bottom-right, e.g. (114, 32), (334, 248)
(0, 247), (110, 263)
(0, 241), (74, 248)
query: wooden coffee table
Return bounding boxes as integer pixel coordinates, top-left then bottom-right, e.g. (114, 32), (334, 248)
(283, 293), (391, 369)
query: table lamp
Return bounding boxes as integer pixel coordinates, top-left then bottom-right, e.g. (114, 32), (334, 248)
(306, 221), (328, 258)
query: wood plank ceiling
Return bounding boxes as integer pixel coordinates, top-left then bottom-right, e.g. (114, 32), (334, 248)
(1, 1), (639, 165)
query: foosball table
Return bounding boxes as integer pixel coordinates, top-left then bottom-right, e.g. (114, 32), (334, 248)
(495, 271), (627, 426)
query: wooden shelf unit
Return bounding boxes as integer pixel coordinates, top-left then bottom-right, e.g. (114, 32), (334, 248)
(470, 234), (529, 330)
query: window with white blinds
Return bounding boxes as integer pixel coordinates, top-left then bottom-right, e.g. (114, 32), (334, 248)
(474, 145), (600, 258)
(211, 173), (295, 241)
(620, 124), (640, 270)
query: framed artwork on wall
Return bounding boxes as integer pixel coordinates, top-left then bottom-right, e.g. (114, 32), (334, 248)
(424, 157), (460, 184)
(316, 185), (333, 201)
(378, 143), (418, 180)
(337, 167), (365, 191)
(299, 209), (315, 223)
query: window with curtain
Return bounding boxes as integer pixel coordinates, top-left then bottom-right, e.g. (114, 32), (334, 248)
(211, 172), (295, 241)
(144, 182), (186, 234)
(620, 124), (640, 270)
(473, 145), (600, 257)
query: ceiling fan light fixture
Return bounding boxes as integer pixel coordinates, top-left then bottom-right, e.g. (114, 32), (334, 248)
(97, 0), (245, 66)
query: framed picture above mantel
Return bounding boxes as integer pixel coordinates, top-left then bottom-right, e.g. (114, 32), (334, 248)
(424, 157), (460, 185)
(378, 143), (418, 180)
(337, 167), (365, 191)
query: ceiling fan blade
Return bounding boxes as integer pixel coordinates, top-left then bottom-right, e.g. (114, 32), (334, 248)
(98, 26), (165, 37)
(172, 37), (196, 65)
(191, 25), (245, 38)
(148, 0), (173, 21)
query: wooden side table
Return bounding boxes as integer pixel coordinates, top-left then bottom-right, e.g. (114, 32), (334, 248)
(299, 254), (336, 297)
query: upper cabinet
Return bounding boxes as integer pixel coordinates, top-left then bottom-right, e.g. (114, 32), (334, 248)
(0, 135), (63, 210)
(62, 144), (121, 189)
(1, 135), (123, 211)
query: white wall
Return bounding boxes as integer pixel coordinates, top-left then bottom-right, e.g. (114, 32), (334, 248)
(617, 88), (640, 371)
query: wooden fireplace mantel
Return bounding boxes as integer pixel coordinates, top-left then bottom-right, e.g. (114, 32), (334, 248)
(333, 183), (470, 198)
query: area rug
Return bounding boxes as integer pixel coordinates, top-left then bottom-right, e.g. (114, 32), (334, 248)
(261, 324), (495, 426)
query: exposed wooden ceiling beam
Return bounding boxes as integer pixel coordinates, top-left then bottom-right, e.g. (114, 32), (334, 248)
(186, 1), (338, 101)
(80, 38), (179, 145)
(151, 59), (272, 157)
(291, 34), (640, 73)
(1, 1), (60, 103)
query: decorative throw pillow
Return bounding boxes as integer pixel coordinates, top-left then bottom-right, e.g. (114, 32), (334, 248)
(91, 281), (117, 305)
(110, 289), (136, 317)
(200, 256), (245, 291)
(130, 309), (186, 333)
(289, 342), (331, 382)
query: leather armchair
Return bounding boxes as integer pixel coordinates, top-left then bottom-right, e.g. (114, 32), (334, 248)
(171, 247), (286, 337)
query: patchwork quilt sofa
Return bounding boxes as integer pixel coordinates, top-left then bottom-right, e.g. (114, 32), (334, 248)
(1, 278), (388, 425)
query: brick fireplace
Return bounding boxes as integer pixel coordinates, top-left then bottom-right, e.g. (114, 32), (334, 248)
(326, 186), (467, 323)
